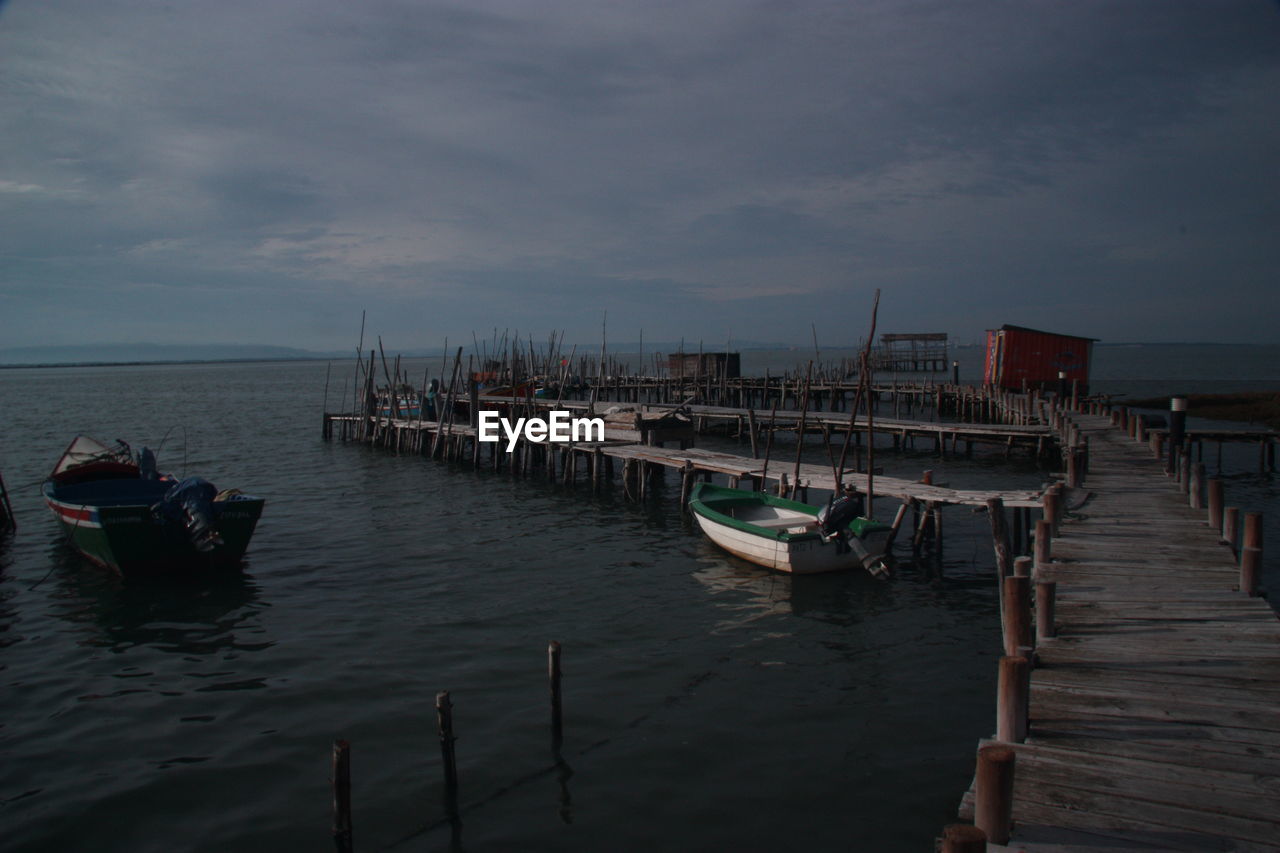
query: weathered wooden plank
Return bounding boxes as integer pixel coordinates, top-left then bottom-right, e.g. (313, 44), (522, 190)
(947, 408), (1280, 851)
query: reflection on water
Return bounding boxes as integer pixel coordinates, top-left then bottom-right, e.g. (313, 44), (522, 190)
(42, 536), (266, 655)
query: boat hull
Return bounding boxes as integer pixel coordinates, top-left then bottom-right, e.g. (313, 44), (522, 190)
(44, 484), (264, 575)
(689, 483), (892, 575)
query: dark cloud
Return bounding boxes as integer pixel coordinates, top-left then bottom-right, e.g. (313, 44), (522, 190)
(1, 0), (1278, 347)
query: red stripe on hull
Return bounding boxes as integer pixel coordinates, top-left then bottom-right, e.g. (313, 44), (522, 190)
(47, 500), (95, 524)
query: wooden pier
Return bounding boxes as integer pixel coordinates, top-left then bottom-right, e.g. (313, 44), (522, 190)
(947, 409), (1280, 851)
(320, 411), (1045, 510)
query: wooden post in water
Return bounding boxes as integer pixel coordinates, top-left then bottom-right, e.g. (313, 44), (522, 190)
(986, 498), (1014, 582)
(886, 498), (910, 548)
(436, 691), (459, 803)
(332, 739), (353, 853)
(996, 655), (1030, 743)
(1241, 512), (1263, 597)
(548, 641), (563, 746)
(974, 744), (1015, 845)
(679, 461), (695, 508)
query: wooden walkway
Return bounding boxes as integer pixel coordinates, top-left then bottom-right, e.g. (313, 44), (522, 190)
(322, 413), (1044, 508)
(957, 413), (1280, 851)
(489, 396), (1054, 455)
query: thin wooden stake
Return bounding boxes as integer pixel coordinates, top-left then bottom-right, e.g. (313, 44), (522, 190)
(548, 641), (563, 745)
(436, 691), (459, 802)
(332, 739), (353, 853)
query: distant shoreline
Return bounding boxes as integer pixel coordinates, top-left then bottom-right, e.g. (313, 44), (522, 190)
(1127, 391), (1280, 430)
(0, 356), (336, 371)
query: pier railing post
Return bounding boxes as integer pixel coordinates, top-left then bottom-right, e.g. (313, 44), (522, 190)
(1002, 576), (1032, 656)
(1206, 477), (1223, 531)
(1189, 462), (1205, 510)
(996, 655), (1030, 743)
(1035, 580), (1056, 639)
(1042, 488), (1061, 538)
(1167, 396), (1187, 474)
(1241, 512), (1263, 597)
(941, 824), (987, 852)
(975, 744), (1016, 845)
(1033, 519), (1052, 575)
(1223, 506), (1241, 553)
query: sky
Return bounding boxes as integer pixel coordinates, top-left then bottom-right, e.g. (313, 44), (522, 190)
(2, 0), (1278, 352)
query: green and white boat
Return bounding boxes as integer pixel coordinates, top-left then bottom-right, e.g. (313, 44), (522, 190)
(689, 482), (892, 575)
(43, 436), (264, 575)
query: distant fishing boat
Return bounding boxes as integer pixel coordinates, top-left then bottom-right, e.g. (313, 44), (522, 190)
(42, 436), (264, 574)
(689, 482), (892, 576)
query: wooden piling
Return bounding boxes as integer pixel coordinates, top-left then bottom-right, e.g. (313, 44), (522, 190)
(548, 641), (563, 745)
(1042, 489), (1060, 538)
(679, 461), (695, 508)
(1035, 580), (1056, 639)
(986, 498), (1014, 581)
(332, 739), (353, 853)
(940, 825), (987, 853)
(1207, 477), (1224, 533)
(1012, 555), (1031, 579)
(1189, 462), (1204, 510)
(1033, 519), (1051, 574)
(1241, 512), (1263, 597)
(974, 744), (1015, 845)
(996, 655), (1030, 744)
(1223, 506), (1240, 552)
(1001, 575), (1032, 657)
(436, 691), (459, 799)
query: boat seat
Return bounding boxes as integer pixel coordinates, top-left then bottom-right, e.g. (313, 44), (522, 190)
(745, 516), (818, 530)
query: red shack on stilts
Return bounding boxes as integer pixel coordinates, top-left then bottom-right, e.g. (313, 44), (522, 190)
(983, 324), (1096, 393)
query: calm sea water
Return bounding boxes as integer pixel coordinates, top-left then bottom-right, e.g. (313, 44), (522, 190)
(0, 345), (1274, 852)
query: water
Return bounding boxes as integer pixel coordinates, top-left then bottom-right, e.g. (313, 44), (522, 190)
(0, 348), (1274, 852)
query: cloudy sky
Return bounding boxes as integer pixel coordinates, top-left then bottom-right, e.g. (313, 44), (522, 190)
(2, 0), (1278, 351)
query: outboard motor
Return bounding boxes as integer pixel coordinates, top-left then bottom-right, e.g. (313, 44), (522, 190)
(154, 477), (223, 552)
(816, 489), (866, 553)
(137, 447), (158, 480)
